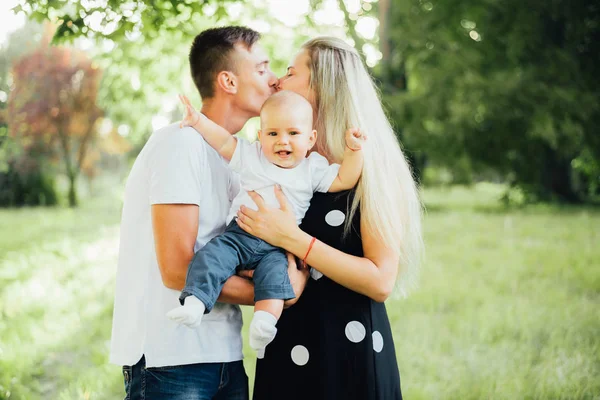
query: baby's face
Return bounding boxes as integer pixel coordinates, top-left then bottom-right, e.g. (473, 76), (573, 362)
(258, 106), (316, 169)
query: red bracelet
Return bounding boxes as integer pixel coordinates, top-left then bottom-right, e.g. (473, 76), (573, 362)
(346, 143), (360, 152)
(303, 236), (317, 263)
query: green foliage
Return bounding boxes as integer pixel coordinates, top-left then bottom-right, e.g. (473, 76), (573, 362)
(14, 1), (337, 148)
(0, 22), (61, 207)
(572, 149), (600, 198)
(0, 163), (58, 207)
(15, 0), (599, 203)
(0, 21), (45, 171)
(0, 20), (44, 97)
(381, 0), (600, 202)
(7, 26), (103, 208)
(13, 0), (241, 42)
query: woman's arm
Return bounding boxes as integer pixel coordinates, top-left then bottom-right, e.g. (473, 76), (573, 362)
(235, 187), (399, 302)
(282, 221), (398, 302)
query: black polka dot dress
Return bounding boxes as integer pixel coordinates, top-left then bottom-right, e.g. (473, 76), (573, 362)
(253, 190), (403, 400)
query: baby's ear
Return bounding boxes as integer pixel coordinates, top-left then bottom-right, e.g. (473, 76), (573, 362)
(257, 129), (262, 140)
(308, 129), (317, 148)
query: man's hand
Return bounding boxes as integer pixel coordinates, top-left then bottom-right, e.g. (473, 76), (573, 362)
(237, 252), (309, 308)
(284, 252), (310, 308)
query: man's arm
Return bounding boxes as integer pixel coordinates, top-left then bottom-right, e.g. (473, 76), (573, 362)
(282, 253), (310, 307)
(219, 275), (255, 306)
(152, 204), (197, 289)
(151, 203), (254, 304)
(238, 253), (310, 308)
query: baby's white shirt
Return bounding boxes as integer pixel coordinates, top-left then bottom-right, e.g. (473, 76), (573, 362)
(227, 137), (340, 225)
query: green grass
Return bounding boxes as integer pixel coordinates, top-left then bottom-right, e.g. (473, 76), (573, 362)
(0, 183), (598, 399)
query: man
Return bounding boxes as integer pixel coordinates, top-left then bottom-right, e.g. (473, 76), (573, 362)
(110, 26), (306, 399)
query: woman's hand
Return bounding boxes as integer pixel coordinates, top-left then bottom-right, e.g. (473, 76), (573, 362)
(236, 185), (299, 249)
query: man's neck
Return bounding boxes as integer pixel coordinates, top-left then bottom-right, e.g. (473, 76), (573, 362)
(201, 99), (251, 135)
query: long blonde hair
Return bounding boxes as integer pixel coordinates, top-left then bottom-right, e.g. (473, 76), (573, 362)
(303, 37), (423, 296)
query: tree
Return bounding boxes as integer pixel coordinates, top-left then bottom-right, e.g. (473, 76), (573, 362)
(18, 0), (600, 202)
(13, 0), (349, 149)
(8, 25), (103, 207)
(379, 0), (600, 201)
(0, 21), (61, 206)
(0, 20), (45, 169)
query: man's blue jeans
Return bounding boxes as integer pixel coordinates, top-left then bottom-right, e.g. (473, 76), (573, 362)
(122, 355), (248, 400)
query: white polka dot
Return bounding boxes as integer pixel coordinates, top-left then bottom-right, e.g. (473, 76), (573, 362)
(291, 345), (309, 366)
(310, 268), (323, 280)
(325, 210), (345, 227)
(372, 331), (384, 352)
(345, 321), (366, 343)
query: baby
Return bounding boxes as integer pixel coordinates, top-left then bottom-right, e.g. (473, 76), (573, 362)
(167, 90), (366, 357)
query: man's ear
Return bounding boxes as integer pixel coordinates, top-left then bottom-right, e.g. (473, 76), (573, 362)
(216, 71), (237, 94)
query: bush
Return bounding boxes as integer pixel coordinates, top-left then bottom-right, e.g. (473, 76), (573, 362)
(0, 165), (58, 207)
(571, 150), (600, 201)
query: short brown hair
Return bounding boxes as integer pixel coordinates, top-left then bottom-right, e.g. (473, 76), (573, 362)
(189, 26), (260, 99)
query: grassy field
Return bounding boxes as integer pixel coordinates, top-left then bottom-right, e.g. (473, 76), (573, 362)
(0, 184), (598, 399)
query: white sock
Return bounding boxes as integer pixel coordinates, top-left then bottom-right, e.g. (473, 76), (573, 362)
(249, 310), (278, 359)
(166, 296), (206, 328)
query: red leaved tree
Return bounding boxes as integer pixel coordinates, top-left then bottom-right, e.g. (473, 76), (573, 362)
(7, 24), (102, 207)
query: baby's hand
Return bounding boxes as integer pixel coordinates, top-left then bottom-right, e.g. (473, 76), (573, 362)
(179, 94), (203, 129)
(345, 128), (367, 151)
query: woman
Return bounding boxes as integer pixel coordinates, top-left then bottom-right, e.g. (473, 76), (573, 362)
(235, 37), (423, 400)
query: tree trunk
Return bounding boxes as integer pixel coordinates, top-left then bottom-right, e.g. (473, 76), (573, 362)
(337, 0), (366, 61)
(67, 172), (78, 207)
(540, 145), (580, 203)
(378, 0), (391, 83)
(378, 0), (390, 59)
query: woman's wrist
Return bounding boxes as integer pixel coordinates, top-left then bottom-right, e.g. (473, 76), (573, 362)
(281, 227), (313, 258)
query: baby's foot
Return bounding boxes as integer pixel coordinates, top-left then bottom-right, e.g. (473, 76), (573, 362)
(166, 296), (206, 328)
(249, 311), (278, 359)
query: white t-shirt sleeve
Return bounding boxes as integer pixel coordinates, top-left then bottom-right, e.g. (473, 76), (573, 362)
(228, 171), (241, 202)
(308, 151), (341, 193)
(148, 129), (205, 205)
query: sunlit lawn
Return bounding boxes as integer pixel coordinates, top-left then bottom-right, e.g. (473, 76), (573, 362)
(0, 184), (598, 399)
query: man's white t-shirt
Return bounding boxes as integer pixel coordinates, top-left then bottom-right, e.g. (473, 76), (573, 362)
(227, 138), (340, 224)
(109, 123), (243, 368)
